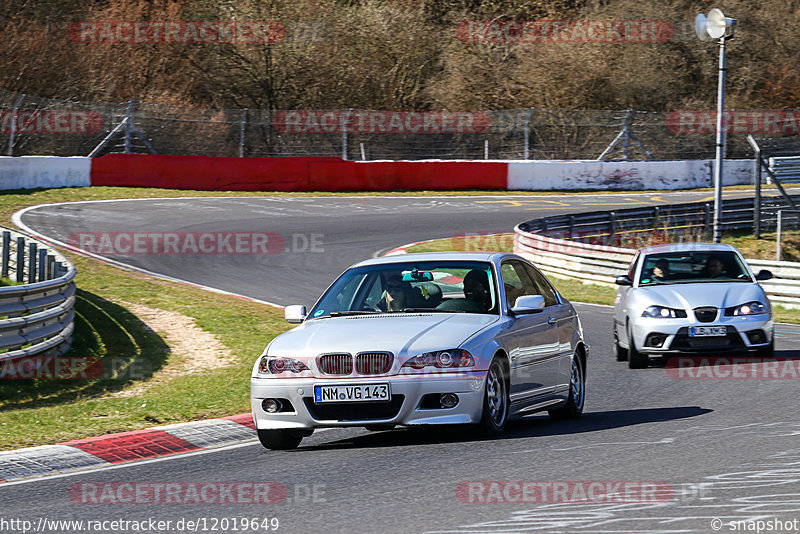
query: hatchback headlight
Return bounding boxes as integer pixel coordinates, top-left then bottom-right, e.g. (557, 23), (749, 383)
(641, 306), (687, 318)
(402, 349), (474, 370)
(259, 356), (309, 374)
(726, 301), (767, 316)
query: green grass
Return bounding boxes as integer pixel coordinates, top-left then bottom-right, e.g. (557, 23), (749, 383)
(0, 278), (23, 287)
(0, 253), (291, 450)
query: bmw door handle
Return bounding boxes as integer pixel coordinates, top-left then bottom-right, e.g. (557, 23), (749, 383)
(547, 317), (557, 325)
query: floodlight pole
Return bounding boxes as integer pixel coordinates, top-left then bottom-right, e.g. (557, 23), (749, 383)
(712, 36), (727, 243)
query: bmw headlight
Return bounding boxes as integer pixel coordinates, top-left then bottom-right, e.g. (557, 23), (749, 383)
(641, 306), (687, 319)
(402, 349), (474, 370)
(726, 301), (767, 316)
(258, 356), (309, 374)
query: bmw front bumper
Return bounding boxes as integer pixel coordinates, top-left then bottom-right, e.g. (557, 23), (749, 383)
(250, 372), (487, 430)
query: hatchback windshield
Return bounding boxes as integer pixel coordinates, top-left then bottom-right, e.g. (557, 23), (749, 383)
(639, 250), (752, 285)
(309, 261), (498, 318)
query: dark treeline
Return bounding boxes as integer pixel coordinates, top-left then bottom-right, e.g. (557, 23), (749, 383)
(1, 0), (799, 111)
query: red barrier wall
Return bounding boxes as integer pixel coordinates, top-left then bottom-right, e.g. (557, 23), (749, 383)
(90, 154), (508, 191)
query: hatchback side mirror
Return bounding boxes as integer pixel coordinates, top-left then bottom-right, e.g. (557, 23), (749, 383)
(285, 305), (307, 323)
(615, 275), (633, 286)
(755, 269), (773, 281)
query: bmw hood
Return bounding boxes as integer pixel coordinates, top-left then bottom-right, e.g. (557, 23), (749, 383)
(267, 313), (500, 358)
(636, 282), (768, 312)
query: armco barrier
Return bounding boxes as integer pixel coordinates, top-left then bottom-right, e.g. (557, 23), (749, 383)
(514, 196), (800, 307)
(0, 226), (76, 361)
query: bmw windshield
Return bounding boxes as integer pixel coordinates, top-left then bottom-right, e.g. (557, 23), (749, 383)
(308, 261), (499, 318)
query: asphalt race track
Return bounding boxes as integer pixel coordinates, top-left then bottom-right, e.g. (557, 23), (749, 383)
(6, 190), (800, 533)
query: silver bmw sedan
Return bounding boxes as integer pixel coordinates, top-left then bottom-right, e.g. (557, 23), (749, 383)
(251, 252), (588, 449)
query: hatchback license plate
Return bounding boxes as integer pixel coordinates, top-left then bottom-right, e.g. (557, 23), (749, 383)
(690, 326), (727, 337)
(314, 383), (390, 403)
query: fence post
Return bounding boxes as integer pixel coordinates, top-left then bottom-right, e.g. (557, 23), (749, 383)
(46, 254), (55, 280)
(28, 242), (37, 283)
(523, 107), (533, 159)
(776, 210), (783, 261)
(607, 211), (617, 246)
(341, 108), (352, 161)
(7, 93), (25, 157)
(704, 203), (712, 237)
(37, 248), (47, 281)
(15, 237), (24, 283)
(1, 231), (9, 279)
(239, 108), (248, 158)
(484, 139), (489, 160)
(124, 99), (136, 154)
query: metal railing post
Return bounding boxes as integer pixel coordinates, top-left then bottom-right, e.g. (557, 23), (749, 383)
(28, 242), (37, 283)
(776, 210), (783, 261)
(1, 231), (9, 279)
(7, 93), (25, 156)
(239, 108), (248, 158)
(341, 108), (352, 161)
(523, 108), (533, 159)
(124, 99), (136, 154)
(15, 237), (24, 283)
(37, 248), (47, 281)
(46, 254), (55, 280)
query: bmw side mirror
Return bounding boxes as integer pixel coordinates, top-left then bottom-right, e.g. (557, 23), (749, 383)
(615, 275), (633, 286)
(755, 269), (773, 281)
(285, 305), (307, 323)
(511, 295), (545, 315)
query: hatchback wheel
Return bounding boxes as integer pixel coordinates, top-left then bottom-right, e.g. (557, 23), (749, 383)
(627, 324), (649, 369)
(477, 358), (509, 436)
(613, 326), (628, 362)
(549, 353), (585, 419)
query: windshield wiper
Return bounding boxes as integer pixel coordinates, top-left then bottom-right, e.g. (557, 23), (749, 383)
(402, 308), (466, 313)
(328, 310), (381, 317)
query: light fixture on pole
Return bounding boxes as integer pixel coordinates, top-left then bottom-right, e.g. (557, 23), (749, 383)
(695, 8), (736, 243)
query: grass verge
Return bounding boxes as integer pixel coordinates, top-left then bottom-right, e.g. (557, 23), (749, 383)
(0, 252), (291, 450)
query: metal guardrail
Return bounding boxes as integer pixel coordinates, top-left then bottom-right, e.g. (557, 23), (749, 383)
(769, 156), (800, 183)
(513, 196), (800, 307)
(0, 225), (76, 361)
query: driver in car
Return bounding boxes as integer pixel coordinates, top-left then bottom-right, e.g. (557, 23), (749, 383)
(378, 274), (410, 312)
(463, 269), (492, 312)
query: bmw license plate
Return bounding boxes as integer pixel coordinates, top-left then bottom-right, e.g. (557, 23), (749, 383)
(314, 383), (390, 403)
(689, 326), (727, 337)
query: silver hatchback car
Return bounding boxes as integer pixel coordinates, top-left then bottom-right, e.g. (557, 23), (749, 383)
(614, 243), (774, 368)
(251, 252), (588, 449)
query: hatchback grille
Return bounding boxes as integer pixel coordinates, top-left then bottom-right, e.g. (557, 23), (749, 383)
(356, 352), (393, 375)
(694, 307), (718, 323)
(669, 327), (744, 350)
(303, 396), (404, 421)
(318, 353), (352, 375)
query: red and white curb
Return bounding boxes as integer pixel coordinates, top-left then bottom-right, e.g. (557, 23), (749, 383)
(0, 414), (255, 483)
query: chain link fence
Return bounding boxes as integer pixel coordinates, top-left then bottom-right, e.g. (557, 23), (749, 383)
(0, 89), (796, 161)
